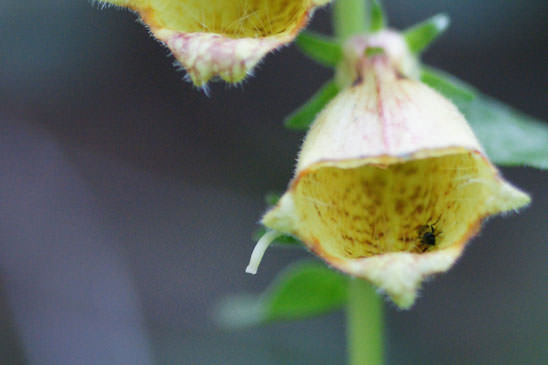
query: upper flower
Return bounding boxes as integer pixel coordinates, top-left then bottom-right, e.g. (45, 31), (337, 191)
(100, 0), (331, 86)
(256, 31), (530, 308)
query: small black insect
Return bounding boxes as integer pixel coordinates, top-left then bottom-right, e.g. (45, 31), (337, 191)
(417, 217), (442, 252)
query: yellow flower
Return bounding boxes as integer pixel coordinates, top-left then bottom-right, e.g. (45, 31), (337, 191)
(100, 0), (331, 86)
(252, 31), (530, 308)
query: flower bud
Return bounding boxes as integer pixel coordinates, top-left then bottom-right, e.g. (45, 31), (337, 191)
(258, 32), (530, 308)
(100, 0), (331, 86)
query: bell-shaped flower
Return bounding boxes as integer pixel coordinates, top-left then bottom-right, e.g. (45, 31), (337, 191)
(254, 31), (530, 308)
(100, 0), (331, 86)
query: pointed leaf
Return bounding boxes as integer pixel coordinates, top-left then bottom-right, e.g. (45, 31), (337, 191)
(215, 261), (348, 328)
(285, 80), (339, 130)
(295, 31), (343, 67)
(265, 191), (281, 206)
(421, 67), (476, 104)
(422, 67), (548, 169)
(404, 14), (450, 54)
(214, 294), (266, 329)
(369, 0), (386, 32)
(264, 261), (348, 321)
(462, 95), (548, 169)
(365, 46), (385, 57)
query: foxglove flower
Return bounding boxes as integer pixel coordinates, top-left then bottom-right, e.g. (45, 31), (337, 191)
(100, 0), (331, 86)
(251, 31), (530, 308)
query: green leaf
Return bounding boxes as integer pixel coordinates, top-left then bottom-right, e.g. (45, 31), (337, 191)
(214, 294), (266, 329)
(264, 261), (347, 321)
(404, 14), (450, 54)
(421, 68), (548, 169)
(420, 67), (548, 169)
(285, 80), (339, 130)
(295, 31), (342, 67)
(364, 46), (385, 57)
(421, 66), (476, 104)
(369, 0), (386, 32)
(461, 95), (548, 169)
(264, 191), (281, 206)
(215, 261), (348, 328)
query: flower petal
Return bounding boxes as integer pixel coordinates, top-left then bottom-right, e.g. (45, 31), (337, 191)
(100, 0), (331, 86)
(259, 32), (530, 307)
(156, 30), (285, 86)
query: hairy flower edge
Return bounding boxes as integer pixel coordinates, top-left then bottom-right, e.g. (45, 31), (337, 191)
(99, 0), (332, 86)
(262, 148), (529, 308)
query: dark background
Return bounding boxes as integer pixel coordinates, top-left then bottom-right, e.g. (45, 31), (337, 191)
(1, 1), (547, 364)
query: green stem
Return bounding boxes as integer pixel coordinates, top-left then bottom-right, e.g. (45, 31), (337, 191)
(347, 279), (384, 365)
(333, 0), (369, 39)
(332, 2), (385, 361)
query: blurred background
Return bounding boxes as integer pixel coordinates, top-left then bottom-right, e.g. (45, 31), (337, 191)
(1, 0), (547, 364)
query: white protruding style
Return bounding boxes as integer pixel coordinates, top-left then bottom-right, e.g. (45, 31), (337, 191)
(245, 230), (282, 274)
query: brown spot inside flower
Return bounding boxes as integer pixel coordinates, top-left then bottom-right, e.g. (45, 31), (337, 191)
(291, 153), (501, 258)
